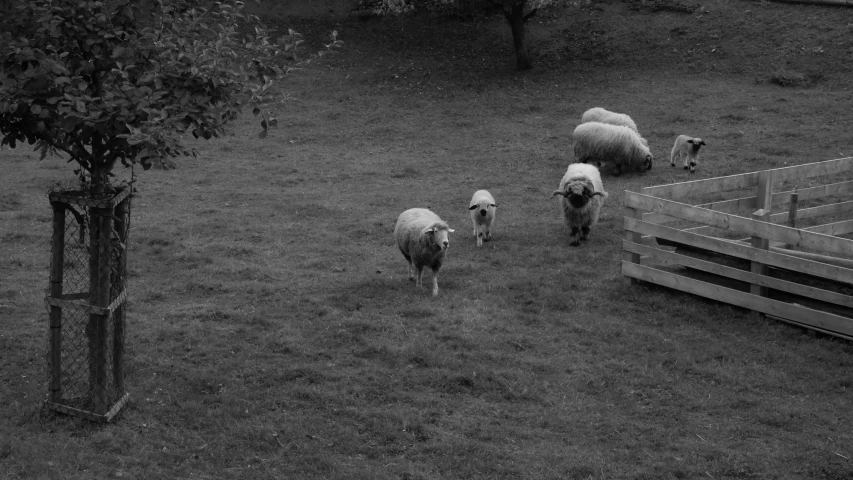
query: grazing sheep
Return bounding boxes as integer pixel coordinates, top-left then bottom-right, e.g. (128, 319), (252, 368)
(580, 107), (649, 147)
(468, 190), (497, 248)
(550, 163), (608, 246)
(394, 208), (455, 296)
(670, 135), (706, 173)
(573, 122), (653, 176)
(581, 107), (640, 133)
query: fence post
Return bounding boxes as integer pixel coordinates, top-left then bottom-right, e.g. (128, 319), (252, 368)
(750, 170), (773, 312)
(786, 191), (799, 249)
(623, 206), (643, 285)
(49, 203), (65, 403)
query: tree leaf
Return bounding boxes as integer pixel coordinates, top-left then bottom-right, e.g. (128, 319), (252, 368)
(258, 129), (267, 139)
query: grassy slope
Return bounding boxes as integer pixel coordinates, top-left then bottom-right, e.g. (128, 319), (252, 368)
(2, 1), (853, 479)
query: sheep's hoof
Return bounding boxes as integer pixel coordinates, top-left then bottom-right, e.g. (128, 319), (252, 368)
(683, 166), (689, 170)
(570, 240), (581, 247)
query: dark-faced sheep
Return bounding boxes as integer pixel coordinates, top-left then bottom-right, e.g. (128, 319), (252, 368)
(394, 208), (455, 296)
(468, 190), (497, 248)
(670, 135), (706, 173)
(550, 163), (608, 246)
(573, 122), (653, 176)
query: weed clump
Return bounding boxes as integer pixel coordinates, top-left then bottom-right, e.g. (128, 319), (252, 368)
(768, 68), (823, 87)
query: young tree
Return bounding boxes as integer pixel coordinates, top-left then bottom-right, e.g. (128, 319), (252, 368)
(0, 0), (341, 194)
(368, 0), (574, 71)
(0, 0), (340, 418)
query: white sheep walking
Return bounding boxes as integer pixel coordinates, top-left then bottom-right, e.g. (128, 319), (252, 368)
(670, 135), (706, 173)
(394, 208), (455, 296)
(468, 190), (497, 247)
(550, 163), (608, 246)
(573, 122), (653, 176)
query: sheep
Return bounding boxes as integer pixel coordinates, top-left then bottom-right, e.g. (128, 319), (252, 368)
(572, 122), (653, 176)
(468, 190), (497, 248)
(580, 107), (649, 147)
(550, 163), (608, 246)
(670, 135), (706, 173)
(581, 107), (640, 133)
(394, 208), (455, 296)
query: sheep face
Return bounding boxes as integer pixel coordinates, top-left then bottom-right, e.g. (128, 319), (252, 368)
(427, 225), (454, 252)
(468, 201), (497, 219)
(643, 153), (653, 170)
(551, 179), (604, 208)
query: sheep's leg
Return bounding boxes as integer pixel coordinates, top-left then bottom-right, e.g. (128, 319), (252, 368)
(671, 151), (679, 167)
(580, 226), (591, 241)
(476, 231), (483, 247)
(689, 155), (697, 173)
(431, 270), (439, 296)
(415, 266), (424, 287)
(569, 226), (581, 247)
(407, 260), (415, 282)
(483, 227), (491, 242)
(612, 164), (622, 176)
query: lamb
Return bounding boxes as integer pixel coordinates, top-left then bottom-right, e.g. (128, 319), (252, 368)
(670, 135), (706, 173)
(394, 208), (455, 296)
(572, 122), (653, 176)
(468, 190), (497, 247)
(550, 163), (608, 246)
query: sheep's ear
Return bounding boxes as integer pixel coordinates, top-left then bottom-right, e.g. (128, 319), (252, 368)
(491, 204), (497, 208)
(687, 139), (694, 144)
(425, 227), (435, 235)
(468, 205), (477, 210)
(447, 228), (455, 233)
(699, 140), (706, 146)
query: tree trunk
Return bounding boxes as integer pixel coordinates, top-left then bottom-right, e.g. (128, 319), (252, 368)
(87, 165), (112, 413)
(504, 2), (532, 71)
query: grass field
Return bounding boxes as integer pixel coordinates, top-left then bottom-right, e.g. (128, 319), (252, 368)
(2, 1), (853, 478)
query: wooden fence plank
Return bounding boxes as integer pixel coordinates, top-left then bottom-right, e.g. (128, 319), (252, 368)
(623, 241), (853, 309)
(621, 262), (853, 337)
(643, 171), (759, 200)
(641, 158), (853, 203)
(642, 181), (853, 225)
(768, 200), (853, 224)
(623, 216), (853, 285)
(771, 156), (853, 183)
(803, 219), (853, 236)
(625, 191), (853, 258)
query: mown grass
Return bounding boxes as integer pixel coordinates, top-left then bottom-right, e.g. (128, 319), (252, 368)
(2, 1), (853, 479)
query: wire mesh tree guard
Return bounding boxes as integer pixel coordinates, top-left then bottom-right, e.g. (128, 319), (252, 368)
(44, 184), (132, 422)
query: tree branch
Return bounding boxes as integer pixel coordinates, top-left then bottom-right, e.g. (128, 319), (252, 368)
(523, 8), (537, 22)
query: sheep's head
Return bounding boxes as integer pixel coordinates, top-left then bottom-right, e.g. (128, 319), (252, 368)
(426, 222), (454, 251)
(550, 178), (604, 208)
(687, 138), (706, 153)
(468, 200), (497, 218)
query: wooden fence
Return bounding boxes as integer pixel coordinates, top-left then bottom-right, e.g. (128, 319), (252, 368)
(622, 156), (853, 339)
